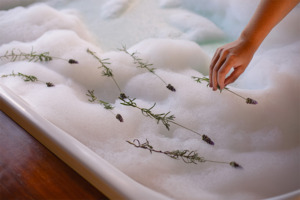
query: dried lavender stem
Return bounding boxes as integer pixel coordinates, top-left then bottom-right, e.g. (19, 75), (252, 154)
(169, 121), (201, 136)
(87, 49), (122, 94)
(0, 48), (78, 64)
(51, 56), (78, 64)
(170, 121), (214, 145)
(225, 88), (247, 100)
(86, 89), (123, 122)
(155, 73), (167, 85)
(192, 76), (257, 105)
(127, 139), (241, 168)
(120, 96), (214, 145)
(205, 159), (228, 164)
(1, 71), (54, 87)
(119, 96), (174, 130)
(119, 46), (176, 92)
(111, 76), (122, 93)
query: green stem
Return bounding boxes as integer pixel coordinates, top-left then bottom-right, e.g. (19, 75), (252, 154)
(224, 88), (247, 100)
(169, 121), (202, 136)
(1, 71), (54, 87)
(119, 46), (176, 92)
(87, 48), (122, 93)
(127, 139), (241, 168)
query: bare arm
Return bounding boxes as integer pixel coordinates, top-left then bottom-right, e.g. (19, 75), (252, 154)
(209, 0), (300, 91)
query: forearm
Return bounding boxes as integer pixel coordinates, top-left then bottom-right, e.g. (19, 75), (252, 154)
(240, 0), (299, 50)
(209, 0), (299, 90)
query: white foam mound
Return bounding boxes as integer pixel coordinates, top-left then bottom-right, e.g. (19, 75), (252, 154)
(159, 0), (181, 8)
(100, 0), (132, 19)
(127, 38), (210, 73)
(0, 4), (93, 45)
(168, 11), (225, 43)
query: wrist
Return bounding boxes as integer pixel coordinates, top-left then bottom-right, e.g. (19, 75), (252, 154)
(238, 30), (261, 53)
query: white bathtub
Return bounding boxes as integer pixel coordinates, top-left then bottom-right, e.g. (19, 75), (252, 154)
(0, 84), (299, 200)
(0, 84), (171, 200)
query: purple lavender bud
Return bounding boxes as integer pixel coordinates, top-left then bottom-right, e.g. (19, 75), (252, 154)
(68, 59), (78, 64)
(116, 114), (124, 122)
(46, 82), (55, 87)
(246, 98), (257, 105)
(166, 84), (176, 92)
(202, 134), (214, 145)
(230, 161), (242, 169)
(120, 93), (127, 100)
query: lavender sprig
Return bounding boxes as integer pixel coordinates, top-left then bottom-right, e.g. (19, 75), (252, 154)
(0, 48), (78, 64)
(1, 71), (54, 87)
(86, 89), (114, 110)
(192, 76), (257, 105)
(86, 90), (123, 122)
(119, 96), (174, 130)
(119, 96), (214, 145)
(127, 139), (241, 168)
(119, 46), (176, 92)
(87, 49), (122, 94)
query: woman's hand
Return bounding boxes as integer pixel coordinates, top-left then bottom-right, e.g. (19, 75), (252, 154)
(209, 37), (256, 91)
(208, 0), (299, 91)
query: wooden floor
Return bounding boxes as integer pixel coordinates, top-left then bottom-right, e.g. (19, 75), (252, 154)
(0, 110), (109, 200)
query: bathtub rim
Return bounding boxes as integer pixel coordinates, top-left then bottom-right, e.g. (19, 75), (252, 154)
(0, 84), (172, 200)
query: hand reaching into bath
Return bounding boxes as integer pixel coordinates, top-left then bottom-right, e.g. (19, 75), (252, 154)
(209, 0), (300, 91)
(209, 36), (255, 91)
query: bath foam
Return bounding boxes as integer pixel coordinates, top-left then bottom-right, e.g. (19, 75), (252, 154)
(0, 3), (94, 45)
(158, 0), (181, 8)
(168, 11), (226, 43)
(127, 38), (211, 74)
(100, 0), (133, 19)
(0, 1), (299, 200)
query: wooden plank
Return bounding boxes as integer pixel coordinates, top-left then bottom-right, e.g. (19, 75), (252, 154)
(0, 110), (109, 200)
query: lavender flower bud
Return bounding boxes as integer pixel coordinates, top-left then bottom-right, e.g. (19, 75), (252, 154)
(119, 93), (127, 100)
(246, 98), (258, 105)
(46, 82), (55, 87)
(202, 134), (214, 145)
(68, 59), (78, 64)
(166, 84), (176, 92)
(230, 161), (242, 169)
(116, 114), (124, 122)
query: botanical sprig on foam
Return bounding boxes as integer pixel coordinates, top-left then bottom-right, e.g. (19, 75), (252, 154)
(119, 95), (214, 145)
(86, 89), (123, 122)
(1, 71), (54, 87)
(192, 76), (258, 105)
(127, 139), (241, 168)
(0, 48), (78, 64)
(119, 46), (176, 92)
(87, 48), (123, 94)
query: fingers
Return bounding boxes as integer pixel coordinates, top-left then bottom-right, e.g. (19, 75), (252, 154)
(217, 58), (235, 89)
(209, 38), (253, 90)
(224, 67), (245, 86)
(209, 48), (221, 87)
(210, 48), (230, 90)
